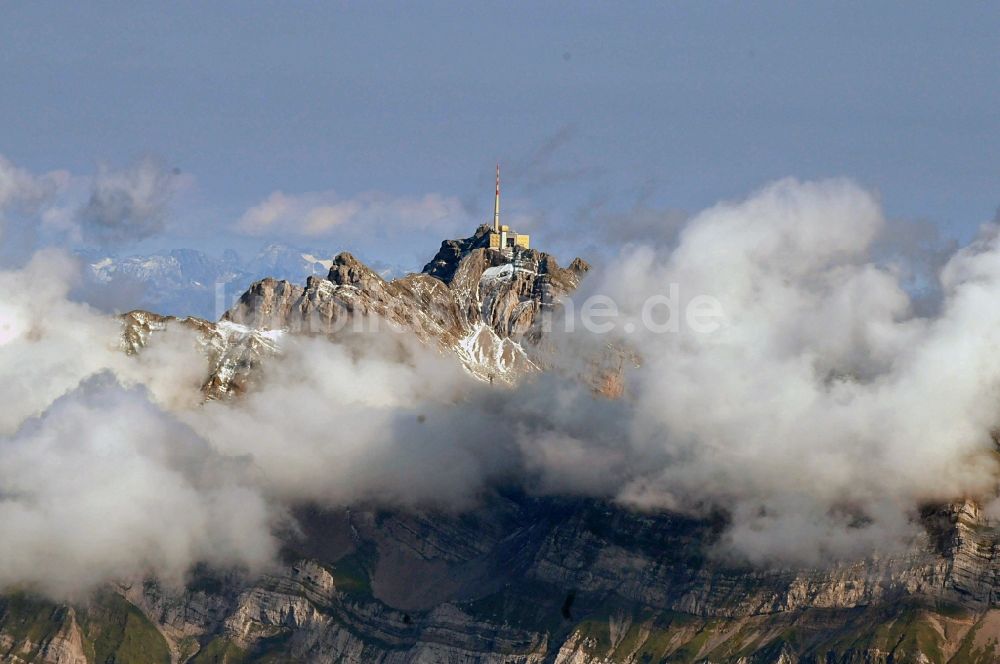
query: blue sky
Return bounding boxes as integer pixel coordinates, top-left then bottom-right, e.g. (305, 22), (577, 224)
(2, 2), (999, 270)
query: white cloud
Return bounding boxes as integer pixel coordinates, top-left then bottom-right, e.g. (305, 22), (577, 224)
(0, 251), (277, 598)
(7, 176), (1000, 597)
(545, 178), (1000, 562)
(235, 189), (472, 266)
(237, 189), (468, 237)
(0, 374), (276, 599)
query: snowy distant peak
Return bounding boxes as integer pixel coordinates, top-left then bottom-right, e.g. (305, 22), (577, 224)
(300, 253), (333, 271)
(84, 243), (408, 319)
(86, 248), (247, 319)
(244, 243), (333, 281)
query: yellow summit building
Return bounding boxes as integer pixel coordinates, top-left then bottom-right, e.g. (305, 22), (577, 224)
(486, 163), (529, 256)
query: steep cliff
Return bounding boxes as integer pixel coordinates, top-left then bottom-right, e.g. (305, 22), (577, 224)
(6, 496), (1000, 663)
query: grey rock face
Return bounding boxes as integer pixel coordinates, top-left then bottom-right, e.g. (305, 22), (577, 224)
(68, 495), (1000, 663)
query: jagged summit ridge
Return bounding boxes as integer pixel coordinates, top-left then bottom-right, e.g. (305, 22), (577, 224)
(121, 228), (590, 398)
(221, 228), (589, 384)
(421, 223), (495, 283)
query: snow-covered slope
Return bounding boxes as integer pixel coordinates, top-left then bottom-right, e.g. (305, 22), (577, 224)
(121, 310), (283, 400)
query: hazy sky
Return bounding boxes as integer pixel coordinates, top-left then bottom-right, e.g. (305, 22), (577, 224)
(2, 3), (999, 267)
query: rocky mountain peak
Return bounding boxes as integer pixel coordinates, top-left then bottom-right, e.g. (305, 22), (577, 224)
(326, 251), (385, 289)
(121, 227), (598, 398)
(421, 224), (495, 283)
(567, 256), (590, 275)
(214, 228), (589, 385)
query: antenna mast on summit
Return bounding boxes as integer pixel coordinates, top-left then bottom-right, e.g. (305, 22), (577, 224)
(493, 162), (501, 233)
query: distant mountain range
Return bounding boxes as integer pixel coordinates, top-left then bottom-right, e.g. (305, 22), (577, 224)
(81, 244), (405, 319)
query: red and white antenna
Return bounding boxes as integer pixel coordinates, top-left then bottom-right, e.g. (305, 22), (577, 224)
(493, 162), (501, 232)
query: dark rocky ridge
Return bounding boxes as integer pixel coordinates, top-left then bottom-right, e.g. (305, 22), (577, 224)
(422, 224), (496, 283)
(10, 494), (1000, 663)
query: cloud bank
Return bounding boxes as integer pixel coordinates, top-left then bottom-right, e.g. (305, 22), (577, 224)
(4, 172), (1000, 597)
(0, 375), (275, 599)
(550, 178), (1000, 562)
